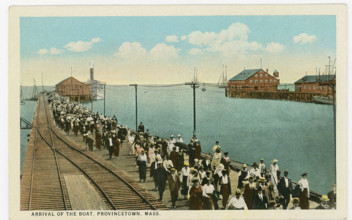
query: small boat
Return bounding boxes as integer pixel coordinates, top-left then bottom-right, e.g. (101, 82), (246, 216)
(313, 96), (334, 105)
(201, 83), (206, 92)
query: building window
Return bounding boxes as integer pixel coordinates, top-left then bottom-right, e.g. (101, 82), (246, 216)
(308, 86), (311, 89)
(304, 85), (306, 89)
(313, 86), (316, 89)
(255, 74), (258, 78)
(265, 80), (268, 83)
(260, 80), (263, 83)
(274, 79), (277, 83)
(250, 80), (253, 84)
(270, 79), (272, 83)
(255, 80), (258, 84)
(260, 74), (263, 78)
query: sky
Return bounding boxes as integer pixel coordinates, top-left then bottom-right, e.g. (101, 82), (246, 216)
(20, 15), (336, 85)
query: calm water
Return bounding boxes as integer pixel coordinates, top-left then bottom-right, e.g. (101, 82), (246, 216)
(20, 85), (335, 193)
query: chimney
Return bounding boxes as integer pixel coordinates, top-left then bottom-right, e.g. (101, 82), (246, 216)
(90, 68), (94, 81)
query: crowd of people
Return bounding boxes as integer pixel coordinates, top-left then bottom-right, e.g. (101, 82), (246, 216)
(48, 92), (337, 210)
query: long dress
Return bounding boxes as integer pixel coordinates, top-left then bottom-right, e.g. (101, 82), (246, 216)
(243, 183), (255, 210)
(95, 131), (101, 150)
(195, 143), (202, 159)
(299, 188), (309, 209)
(189, 185), (203, 210)
(138, 154), (147, 181)
(113, 139), (120, 157)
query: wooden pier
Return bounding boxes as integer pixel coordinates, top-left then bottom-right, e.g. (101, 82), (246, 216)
(228, 90), (325, 103)
(20, 95), (167, 210)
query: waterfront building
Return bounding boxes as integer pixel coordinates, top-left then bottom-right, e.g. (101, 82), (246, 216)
(55, 76), (91, 101)
(294, 75), (335, 95)
(228, 69), (280, 92)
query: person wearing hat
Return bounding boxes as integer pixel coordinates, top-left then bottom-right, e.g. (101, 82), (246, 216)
(148, 143), (155, 165)
(176, 149), (185, 172)
(106, 133), (114, 159)
(315, 194), (331, 209)
(137, 122), (144, 133)
(195, 140), (202, 160)
(213, 164), (225, 191)
(202, 178), (215, 210)
(176, 134), (183, 143)
(168, 168), (181, 209)
(289, 198), (301, 210)
(243, 176), (256, 210)
(221, 152), (231, 174)
(298, 173), (310, 209)
(168, 135), (176, 154)
(202, 156), (212, 171)
(211, 147), (222, 171)
(273, 195), (284, 210)
(149, 156), (159, 190)
(212, 141), (221, 153)
(155, 162), (168, 201)
(220, 170), (231, 209)
(270, 159), (280, 195)
(327, 184), (336, 209)
(181, 162), (190, 199)
(169, 147), (178, 169)
(226, 189), (248, 210)
(137, 150), (148, 182)
(277, 170), (293, 209)
(237, 164), (249, 189)
(189, 179), (203, 210)
(95, 129), (102, 150)
(249, 162), (261, 179)
(188, 139), (196, 167)
(252, 186), (269, 209)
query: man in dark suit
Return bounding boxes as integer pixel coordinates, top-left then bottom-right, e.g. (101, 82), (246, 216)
(278, 170), (293, 209)
(155, 163), (169, 201)
(252, 186), (269, 209)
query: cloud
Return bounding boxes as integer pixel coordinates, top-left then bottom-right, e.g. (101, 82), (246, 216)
(293, 33), (317, 44)
(165, 35), (179, 43)
(37, 49), (48, 55)
(187, 22), (264, 56)
(265, 42), (284, 53)
(114, 41), (147, 59)
(50, 48), (64, 55)
(64, 37), (102, 52)
(149, 43), (181, 60)
(181, 35), (187, 41)
(188, 48), (203, 55)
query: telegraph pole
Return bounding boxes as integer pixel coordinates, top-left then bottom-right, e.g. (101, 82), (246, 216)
(185, 82), (197, 136)
(103, 83), (106, 116)
(130, 84), (138, 131)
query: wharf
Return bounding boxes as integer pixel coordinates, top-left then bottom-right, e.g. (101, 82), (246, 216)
(22, 96), (319, 210)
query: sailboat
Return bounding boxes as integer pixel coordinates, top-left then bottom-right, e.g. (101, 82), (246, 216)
(191, 67), (200, 88)
(313, 57), (336, 105)
(20, 84), (25, 105)
(217, 64), (228, 88)
(26, 78), (39, 101)
(201, 82), (206, 92)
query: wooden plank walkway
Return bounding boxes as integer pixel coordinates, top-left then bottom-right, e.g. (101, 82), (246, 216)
(64, 175), (108, 210)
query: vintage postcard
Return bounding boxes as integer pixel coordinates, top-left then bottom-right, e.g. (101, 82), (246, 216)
(9, 4), (348, 220)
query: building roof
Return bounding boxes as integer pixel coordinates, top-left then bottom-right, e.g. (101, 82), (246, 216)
(55, 77), (87, 86)
(229, 69), (262, 81)
(295, 75), (335, 84)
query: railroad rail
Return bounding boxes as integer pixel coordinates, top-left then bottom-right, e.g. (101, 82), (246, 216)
(21, 95), (168, 210)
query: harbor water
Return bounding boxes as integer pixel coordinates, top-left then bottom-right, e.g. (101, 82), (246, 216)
(20, 85), (335, 194)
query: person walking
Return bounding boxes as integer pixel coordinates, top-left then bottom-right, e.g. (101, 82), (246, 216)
(202, 179), (215, 210)
(189, 179), (203, 210)
(95, 130), (101, 150)
(226, 189), (248, 210)
(195, 140), (202, 160)
(106, 133), (114, 159)
(270, 159), (280, 195)
(168, 168), (181, 208)
(155, 162), (168, 201)
(259, 158), (266, 177)
(238, 164), (249, 189)
(137, 150), (147, 182)
(113, 138), (120, 157)
(298, 173), (310, 209)
(252, 186), (269, 209)
(243, 176), (256, 210)
(277, 171), (293, 209)
(181, 162), (190, 199)
(137, 122), (145, 133)
(220, 170), (231, 209)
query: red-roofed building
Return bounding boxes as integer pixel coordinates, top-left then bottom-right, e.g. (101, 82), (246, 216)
(55, 77), (91, 101)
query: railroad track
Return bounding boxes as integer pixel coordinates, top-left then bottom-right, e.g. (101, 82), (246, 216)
(21, 95), (168, 210)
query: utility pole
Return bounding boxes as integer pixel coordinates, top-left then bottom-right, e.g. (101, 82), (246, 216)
(103, 83), (106, 116)
(185, 82), (197, 136)
(130, 84), (138, 131)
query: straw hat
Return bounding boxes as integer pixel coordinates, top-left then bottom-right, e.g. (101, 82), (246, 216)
(272, 159), (278, 163)
(184, 162), (189, 166)
(291, 197), (300, 204)
(235, 189), (242, 195)
(320, 195), (330, 202)
(242, 164), (247, 168)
